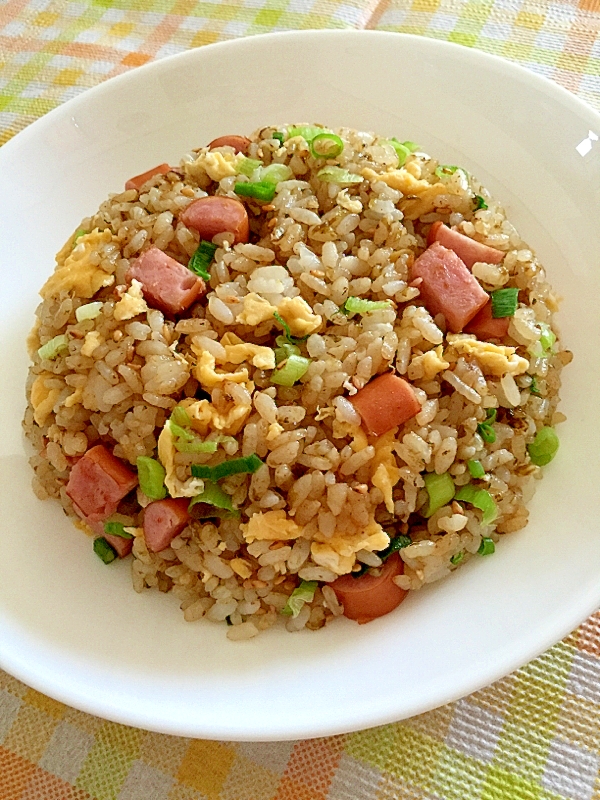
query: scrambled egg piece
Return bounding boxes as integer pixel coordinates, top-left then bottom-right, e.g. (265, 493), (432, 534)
(371, 429), (401, 513)
(241, 510), (304, 542)
(337, 189), (362, 213)
(157, 422), (204, 498)
(224, 342), (275, 370)
(64, 386), (84, 408)
(27, 319), (41, 358)
(181, 398), (251, 436)
(235, 293), (277, 326)
(194, 350), (249, 388)
(30, 373), (61, 426)
(230, 557), (253, 579)
(276, 296), (322, 337)
(408, 346), (450, 381)
(80, 331), (103, 358)
(113, 279), (148, 321)
(266, 422), (284, 441)
(361, 167), (464, 220)
(185, 151), (244, 182)
(40, 229), (116, 300)
(447, 335), (529, 376)
(312, 518), (390, 575)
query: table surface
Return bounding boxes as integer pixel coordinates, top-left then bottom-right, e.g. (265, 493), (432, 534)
(2, 1), (600, 798)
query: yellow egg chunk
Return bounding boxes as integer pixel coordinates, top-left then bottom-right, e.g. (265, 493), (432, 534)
(40, 229), (116, 300)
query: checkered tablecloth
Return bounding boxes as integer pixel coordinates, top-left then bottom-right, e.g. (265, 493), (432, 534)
(2, 2), (600, 798)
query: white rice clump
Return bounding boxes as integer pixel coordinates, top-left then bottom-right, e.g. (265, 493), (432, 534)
(23, 124), (570, 638)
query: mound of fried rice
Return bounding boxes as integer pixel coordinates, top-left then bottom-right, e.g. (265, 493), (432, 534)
(23, 124), (570, 639)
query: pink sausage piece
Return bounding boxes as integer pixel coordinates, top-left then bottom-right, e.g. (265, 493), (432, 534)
(143, 498), (190, 553)
(350, 373), (421, 437)
(464, 300), (510, 340)
(127, 246), (206, 316)
(428, 221), (504, 269)
(180, 196), (249, 245)
(331, 553), (408, 624)
(66, 445), (138, 525)
(208, 135), (251, 154)
(125, 163), (171, 191)
(104, 533), (134, 559)
(411, 242), (489, 333)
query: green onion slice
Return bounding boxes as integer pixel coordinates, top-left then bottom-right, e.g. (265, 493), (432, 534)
(281, 580), (318, 618)
(477, 408), (497, 444)
(189, 481), (239, 517)
(273, 312), (308, 344)
(467, 459), (486, 479)
(275, 341), (301, 365)
(530, 376), (541, 396)
(93, 537), (117, 564)
(188, 240), (218, 281)
(74, 229), (87, 243)
(75, 302), (103, 322)
(191, 453), (263, 481)
(103, 521), (134, 539)
(387, 138), (411, 167)
(170, 406), (192, 427)
(491, 288), (519, 318)
(450, 552), (464, 565)
(316, 166), (363, 185)
(271, 354), (311, 387)
(478, 537), (496, 556)
(455, 485), (497, 525)
(272, 132), (284, 144)
(378, 534), (412, 561)
(474, 195), (488, 210)
(287, 126), (327, 142)
(401, 141), (419, 153)
(423, 472), (455, 518)
(310, 132), (344, 159)
(527, 426), (559, 466)
(37, 334), (69, 361)
(340, 297), (393, 316)
(234, 181), (276, 202)
(136, 456), (167, 500)
(257, 163), (293, 184)
(528, 323), (557, 358)
(237, 157), (263, 177)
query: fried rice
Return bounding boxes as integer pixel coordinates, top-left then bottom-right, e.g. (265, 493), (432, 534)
(23, 124), (570, 639)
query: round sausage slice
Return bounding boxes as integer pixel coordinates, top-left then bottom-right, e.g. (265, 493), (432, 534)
(330, 552), (408, 624)
(143, 498), (190, 553)
(180, 196), (249, 245)
(208, 135), (251, 154)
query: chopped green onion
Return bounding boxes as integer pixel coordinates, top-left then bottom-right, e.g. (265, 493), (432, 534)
(258, 163), (293, 184)
(455, 485), (497, 525)
(316, 166), (363, 185)
(310, 132), (344, 159)
(170, 406), (192, 427)
(378, 534), (412, 561)
(234, 181), (276, 202)
(75, 302), (103, 322)
(168, 421), (194, 442)
(272, 132), (284, 144)
(491, 288), (519, 318)
(188, 240), (217, 281)
(273, 312), (308, 344)
(450, 552), (464, 565)
(287, 126), (326, 141)
(237, 157), (263, 177)
(93, 537), (117, 564)
(175, 439), (219, 454)
(189, 481), (239, 517)
(281, 580), (318, 617)
(37, 334), (68, 361)
(474, 195), (488, 210)
(478, 537), (496, 556)
(527, 426), (559, 466)
(401, 141), (419, 153)
(191, 453), (263, 481)
(435, 165), (459, 177)
(530, 376), (541, 396)
(271, 354), (311, 386)
(477, 408), (497, 444)
(74, 229), (87, 242)
(136, 456), (167, 500)
(340, 297), (393, 316)
(103, 521), (134, 539)
(423, 472), (455, 518)
(467, 459), (486, 479)
(387, 138), (411, 167)
(539, 323), (556, 354)
(275, 341), (301, 365)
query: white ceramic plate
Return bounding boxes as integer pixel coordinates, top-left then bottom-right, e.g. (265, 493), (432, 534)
(1, 30), (599, 741)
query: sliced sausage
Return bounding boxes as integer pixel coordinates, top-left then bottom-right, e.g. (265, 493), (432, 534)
(143, 498), (190, 553)
(125, 164), (171, 191)
(331, 553), (408, 624)
(464, 300), (510, 340)
(411, 242), (489, 332)
(103, 533), (133, 559)
(350, 373), (421, 437)
(180, 196), (249, 245)
(126, 246), (206, 316)
(208, 135), (251, 154)
(66, 445), (138, 524)
(428, 221), (504, 269)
